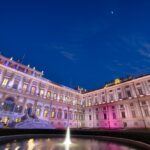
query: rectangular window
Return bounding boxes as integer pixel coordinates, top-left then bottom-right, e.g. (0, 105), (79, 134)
(120, 105), (124, 109)
(121, 111), (126, 118)
(102, 96), (105, 102)
(144, 109), (149, 117)
(40, 89), (44, 97)
(96, 114), (99, 120)
(53, 93), (57, 100)
(109, 94), (113, 101)
(103, 107), (106, 111)
(22, 84), (28, 92)
(131, 110), (136, 118)
(130, 103), (134, 107)
(47, 91), (51, 99)
(141, 101), (146, 105)
(112, 106), (115, 110)
(89, 115), (91, 120)
(126, 90), (131, 97)
(12, 81), (19, 89)
(113, 112), (116, 119)
(2, 78), (9, 87)
(59, 95), (63, 102)
(104, 113), (107, 120)
(138, 88), (143, 95)
(31, 86), (36, 95)
(118, 92), (122, 99)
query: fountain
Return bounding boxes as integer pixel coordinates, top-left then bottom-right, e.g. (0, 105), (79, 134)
(63, 127), (72, 150)
(63, 127), (72, 145)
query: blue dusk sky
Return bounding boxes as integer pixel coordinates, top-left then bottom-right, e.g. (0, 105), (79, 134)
(0, 0), (150, 90)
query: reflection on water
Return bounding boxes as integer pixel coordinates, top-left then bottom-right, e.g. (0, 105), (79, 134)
(0, 137), (140, 150)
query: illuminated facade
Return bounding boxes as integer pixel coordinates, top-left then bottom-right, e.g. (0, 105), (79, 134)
(0, 54), (150, 129)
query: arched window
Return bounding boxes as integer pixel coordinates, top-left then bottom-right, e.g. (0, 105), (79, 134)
(51, 108), (55, 118)
(43, 109), (49, 117)
(69, 111), (73, 120)
(36, 106), (41, 116)
(47, 91), (51, 99)
(57, 109), (62, 119)
(3, 97), (16, 112)
(64, 110), (67, 119)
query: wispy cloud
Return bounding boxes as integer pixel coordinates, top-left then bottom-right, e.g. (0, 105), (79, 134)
(138, 43), (150, 58)
(60, 51), (76, 62)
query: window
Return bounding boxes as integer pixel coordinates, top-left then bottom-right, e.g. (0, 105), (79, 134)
(130, 103), (134, 107)
(102, 96), (105, 102)
(144, 109), (149, 117)
(113, 112), (116, 119)
(36, 108), (41, 116)
(59, 95), (63, 102)
(40, 89), (44, 97)
(12, 81), (19, 89)
(89, 115), (92, 120)
(131, 110), (136, 118)
(96, 108), (98, 111)
(120, 105), (124, 109)
(121, 111), (126, 118)
(123, 122), (127, 127)
(57, 109), (62, 119)
(104, 113), (107, 120)
(2, 78), (9, 87)
(53, 93), (57, 100)
(118, 92), (122, 99)
(31, 86), (36, 95)
(95, 97), (98, 104)
(141, 101), (146, 105)
(112, 106), (115, 110)
(22, 84), (28, 92)
(109, 94), (113, 101)
(47, 91), (51, 99)
(64, 110), (67, 119)
(69, 111), (73, 120)
(126, 90), (131, 97)
(74, 112), (77, 120)
(96, 114), (99, 120)
(51, 108), (55, 118)
(137, 88), (143, 95)
(43, 110), (48, 117)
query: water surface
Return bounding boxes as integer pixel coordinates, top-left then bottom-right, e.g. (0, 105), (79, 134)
(0, 137), (141, 150)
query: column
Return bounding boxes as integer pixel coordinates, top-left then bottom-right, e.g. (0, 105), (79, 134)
(40, 106), (44, 119)
(22, 98), (27, 114)
(130, 84), (137, 98)
(142, 81), (150, 95)
(44, 87), (48, 99)
(114, 89), (118, 101)
(27, 79), (33, 94)
(36, 82), (40, 95)
(18, 77), (24, 92)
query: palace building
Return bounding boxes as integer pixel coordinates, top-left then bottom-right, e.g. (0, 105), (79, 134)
(0, 54), (150, 129)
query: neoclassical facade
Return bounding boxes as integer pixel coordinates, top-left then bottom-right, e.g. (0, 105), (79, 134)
(0, 54), (150, 129)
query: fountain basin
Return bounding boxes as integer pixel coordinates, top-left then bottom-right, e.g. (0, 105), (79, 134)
(0, 134), (149, 150)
